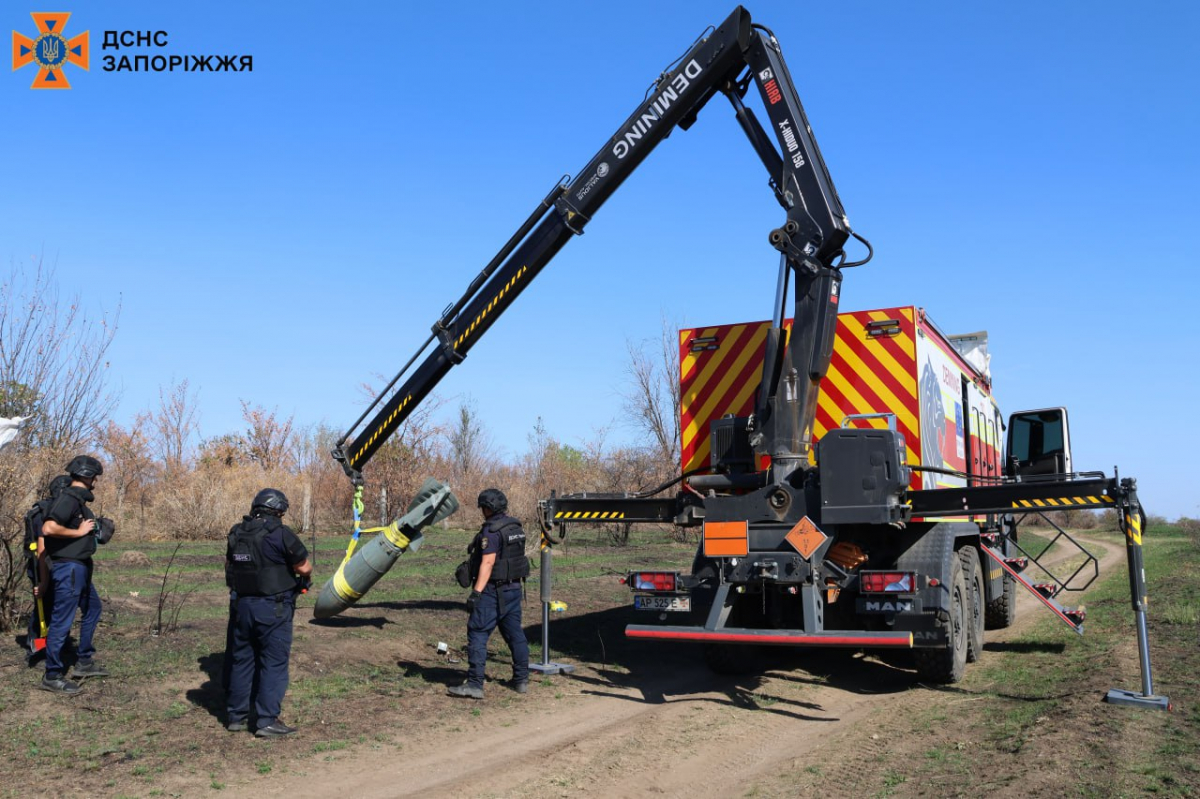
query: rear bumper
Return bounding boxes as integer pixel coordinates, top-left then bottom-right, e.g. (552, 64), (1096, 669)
(626, 625), (913, 648)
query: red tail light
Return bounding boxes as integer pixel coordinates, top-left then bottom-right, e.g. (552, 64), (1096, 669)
(631, 572), (677, 592)
(859, 571), (917, 593)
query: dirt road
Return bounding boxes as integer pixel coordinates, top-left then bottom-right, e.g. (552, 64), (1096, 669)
(250, 535), (1124, 799)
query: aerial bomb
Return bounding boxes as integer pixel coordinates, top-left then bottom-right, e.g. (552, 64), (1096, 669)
(313, 478), (458, 619)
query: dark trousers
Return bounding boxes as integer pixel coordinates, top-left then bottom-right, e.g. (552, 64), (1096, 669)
(467, 583), (529, 687)
(225, 595), (294, 729)
(44, 560), (101, 677)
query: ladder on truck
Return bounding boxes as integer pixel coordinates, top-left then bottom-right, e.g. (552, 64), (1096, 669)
(909, 471), (1170, 709)
(980, 514), (1098, 634)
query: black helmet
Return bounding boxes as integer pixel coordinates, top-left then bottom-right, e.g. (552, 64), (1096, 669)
(46, 474), (72, 499)
(251, 488), (289, 516)
(66, 455), (103, 480)
(477, 488), (508, 514)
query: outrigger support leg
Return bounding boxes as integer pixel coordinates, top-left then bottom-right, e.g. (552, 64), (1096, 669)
(1105, 477), (1171, 711)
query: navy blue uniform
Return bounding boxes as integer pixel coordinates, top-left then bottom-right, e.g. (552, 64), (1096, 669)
(465, 514), (530, 688)
(224, 515), (307, 732)
(42, 487), (101, 679)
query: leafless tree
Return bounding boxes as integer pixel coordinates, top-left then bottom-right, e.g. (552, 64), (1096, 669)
(0, 257), (120, 449)
(621, 317), (681, 471)
(239, 401), (295, 471)
(96, 415), (157, 536)
(151, 379), (199, 473)
(447, 396), (493, 484)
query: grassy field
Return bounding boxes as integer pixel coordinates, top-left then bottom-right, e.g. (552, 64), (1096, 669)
(1, 521), (1195, 797)
(0, 523), (700, 797)
(762, 523), (1200, 798)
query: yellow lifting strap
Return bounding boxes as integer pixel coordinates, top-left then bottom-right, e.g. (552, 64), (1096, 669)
(344, 484), (405, 564)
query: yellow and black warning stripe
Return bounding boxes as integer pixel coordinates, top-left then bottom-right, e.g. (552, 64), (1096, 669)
(1124, 511), (1142, 545)
(1011, 495), (1114, 509)
(352, 393), (414, 467)
(554, 511), (627, 520)
(455, 265), (529, 350)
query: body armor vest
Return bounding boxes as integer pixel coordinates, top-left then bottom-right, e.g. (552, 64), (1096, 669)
(226, 516), (297, 597)
(469, 515), (531, 584)
(43, 487), (97, 562)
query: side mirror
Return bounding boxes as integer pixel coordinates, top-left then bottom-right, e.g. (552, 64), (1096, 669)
(1006, 407), (1072, 478)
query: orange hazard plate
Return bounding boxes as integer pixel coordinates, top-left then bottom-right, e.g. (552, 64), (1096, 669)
(703, 520), (749, 557)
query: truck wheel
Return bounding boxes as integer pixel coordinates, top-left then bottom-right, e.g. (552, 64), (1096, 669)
(985, 517), (1018, 630)
(959, 548), (985, 663)
(913, 552), (968, 684)
(985, 573), (1017, 629)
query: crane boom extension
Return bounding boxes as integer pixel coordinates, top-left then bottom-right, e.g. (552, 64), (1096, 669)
(334, 6), (855, 479)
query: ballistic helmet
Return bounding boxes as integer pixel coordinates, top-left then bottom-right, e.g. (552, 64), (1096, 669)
(46, 474), (72, 500)
(477, 488), (508, 514)
(251, 488), (289, 516)
(66, 455), (103, 480)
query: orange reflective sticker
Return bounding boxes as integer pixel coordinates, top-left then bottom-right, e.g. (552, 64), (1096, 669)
(703, 521), (748, 558)
(785, 516), (827, 560)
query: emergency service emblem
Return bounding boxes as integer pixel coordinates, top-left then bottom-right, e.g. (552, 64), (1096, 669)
(12, 12), (89, 89)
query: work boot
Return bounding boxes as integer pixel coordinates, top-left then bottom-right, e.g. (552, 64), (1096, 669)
(506, 679), (528, 694)
(255, 721), (297, 738)
(226, 719), (248, 732)
(40, 674), (82, 695)
(72, 659), (109, 678)
(446, 682), (484, 699)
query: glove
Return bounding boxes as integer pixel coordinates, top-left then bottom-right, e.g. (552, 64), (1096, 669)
(465, 589), (482, 613)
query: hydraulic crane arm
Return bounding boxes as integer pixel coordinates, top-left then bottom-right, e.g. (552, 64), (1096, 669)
(334, 6), (858, 481)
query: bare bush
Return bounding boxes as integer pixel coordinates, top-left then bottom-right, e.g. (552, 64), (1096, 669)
(150, 543), (196, 636)
(0, 257), (120, 450)
(0, 448), (72, 631)
(240, 401), (295, 470)
(96, 416), (157, 537)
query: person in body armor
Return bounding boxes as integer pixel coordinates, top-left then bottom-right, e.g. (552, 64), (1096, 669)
(39, 456), (109, 694)
(447, 488), (531, 699)
(224, 488), (312, 737)
(25, 475), (71, 664)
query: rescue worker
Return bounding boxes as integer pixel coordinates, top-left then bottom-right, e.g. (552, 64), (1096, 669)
(25, 475), (71, 665)
(40, 456), (109, 694)
(224, 488), (312, 737)
(447, 488), (530, 699)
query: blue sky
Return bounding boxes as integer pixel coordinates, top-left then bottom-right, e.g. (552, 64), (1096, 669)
(3, 1), (1197, 519)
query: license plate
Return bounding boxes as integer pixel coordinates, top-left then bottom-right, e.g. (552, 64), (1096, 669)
(634, 595), (690, 612)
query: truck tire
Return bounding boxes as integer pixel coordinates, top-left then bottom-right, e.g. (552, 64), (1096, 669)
(985, 573), (1017, 629)
(985, 516), (1019, 630)
(959, 548), (985, 663)
(913, 551), (968, 684)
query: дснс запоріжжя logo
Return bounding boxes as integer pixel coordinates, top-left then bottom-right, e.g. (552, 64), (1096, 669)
(12, 12), (89, 89)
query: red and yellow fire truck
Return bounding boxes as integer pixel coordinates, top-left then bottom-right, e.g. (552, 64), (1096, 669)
(332, 7), (1165, 704)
